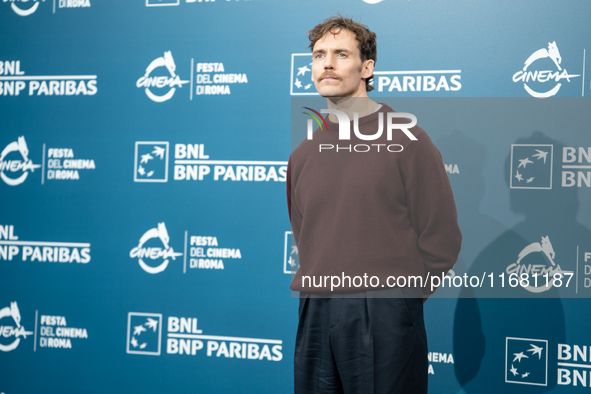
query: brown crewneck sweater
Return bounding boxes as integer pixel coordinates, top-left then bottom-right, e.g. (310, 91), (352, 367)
(287, 103), (461, 296)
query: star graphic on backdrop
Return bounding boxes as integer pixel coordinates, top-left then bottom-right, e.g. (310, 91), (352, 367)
(133, 325), (146, 336)
(153, 146), (165, 159)
(515, 171), (523, 182)
(533, 150), (548, 164)
(140, 343), (147, 349)
(130, 337), (138, 348)
(294, 78), (303, 89)
(289, 257), (296, 268)
(145, 318), (158, 332)
(510, 364), (518, 376)
(147, 171), (154, 177)
(522, 372), (530, 378)
(297, 65), (311, 76)
(305, 84), (312, 90)
(140, 153), (153, 164)
(518, 158), (533, 168)
(513, 352), (528, 362)
(138, 166), (146, 176)
(526, 177), (535, 183)
(292, 245), (298, 255)
(528, 344), (543, 359)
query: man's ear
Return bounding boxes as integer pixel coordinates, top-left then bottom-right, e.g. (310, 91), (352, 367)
(361, 59), (375, 79)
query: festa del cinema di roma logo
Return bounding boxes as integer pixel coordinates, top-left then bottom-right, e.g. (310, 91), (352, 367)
(136, 51), (189, 103)
(0, 301), (33, 352)
(3, 0), (90, 16)
(512, 41), (579, 98)
(1, 136), (96, 186)
(129, 222), (182, 274)
(0, 136), (40, 186)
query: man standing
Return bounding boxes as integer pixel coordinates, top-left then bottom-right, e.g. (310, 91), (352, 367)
(287, 16), (461, 393)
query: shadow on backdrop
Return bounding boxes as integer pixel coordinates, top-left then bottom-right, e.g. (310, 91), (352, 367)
(425, 131), (507, 393)
(453, 131), (591, 393)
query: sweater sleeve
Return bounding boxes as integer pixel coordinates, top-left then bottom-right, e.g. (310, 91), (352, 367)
(401, 131), (462, 296)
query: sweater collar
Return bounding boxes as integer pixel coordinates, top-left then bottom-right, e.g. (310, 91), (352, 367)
(325, 103), (393, 132)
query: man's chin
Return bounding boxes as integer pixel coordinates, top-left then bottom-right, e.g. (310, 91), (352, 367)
(316, 87), (342, 98)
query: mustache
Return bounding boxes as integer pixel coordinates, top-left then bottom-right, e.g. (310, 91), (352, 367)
(319, 72), (339, 81)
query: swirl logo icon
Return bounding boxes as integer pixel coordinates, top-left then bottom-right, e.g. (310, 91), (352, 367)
(136, 51), (189, 102)
(506, 236), (573, 293)
(0, 301), (33, 352)
(0, 136), (40, 186)
(5, 0), (43, 17)
(513, 42), (580, 98)
(130, 222), (182, 274)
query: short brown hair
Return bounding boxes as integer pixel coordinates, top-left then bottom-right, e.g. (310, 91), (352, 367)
(308, 15), (377, 92)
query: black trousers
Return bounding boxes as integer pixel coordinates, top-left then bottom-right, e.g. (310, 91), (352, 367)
(294, 288), (428, 394)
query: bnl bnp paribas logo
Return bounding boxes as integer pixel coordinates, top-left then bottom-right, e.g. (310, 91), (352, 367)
(127, 312), (283, 362)
(290, 53), (461, 96)
(512, 41), (580, 98)
(134, 142), (168, 182)
(510, 144), (553, 189)
(283, 231), (299, 274)
(510, 144), (591, 189)
(0, 60), (97, 97)
(127, 313), (162, 355)
(506, 337), (548, 386)
(134, 141), (287, 183)
(507, 337), (591, 388)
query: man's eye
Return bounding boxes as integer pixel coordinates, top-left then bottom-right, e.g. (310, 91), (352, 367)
(337, 53), (347, 58)
(314, 54), (324, 59)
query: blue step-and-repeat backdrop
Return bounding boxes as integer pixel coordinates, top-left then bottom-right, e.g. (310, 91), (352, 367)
(1, 1), (590, 393)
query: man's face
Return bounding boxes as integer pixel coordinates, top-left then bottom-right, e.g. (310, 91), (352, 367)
(311, 29), (373, 98)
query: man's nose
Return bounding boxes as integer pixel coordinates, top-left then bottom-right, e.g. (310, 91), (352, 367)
(323, 53), (335, 69)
